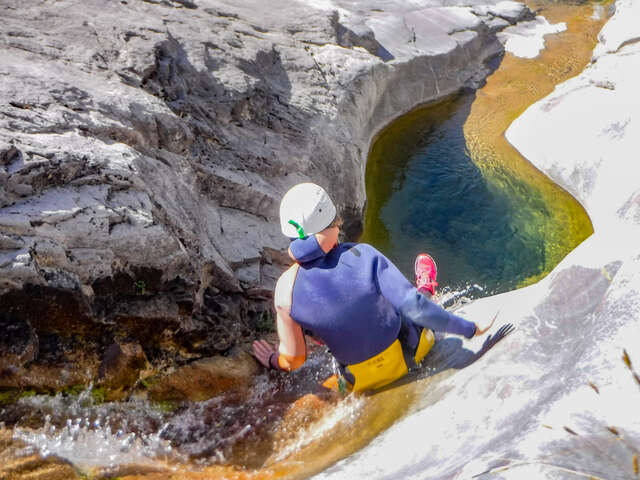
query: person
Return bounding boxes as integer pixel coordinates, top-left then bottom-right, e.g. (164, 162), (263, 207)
(252, 183), (497, 392)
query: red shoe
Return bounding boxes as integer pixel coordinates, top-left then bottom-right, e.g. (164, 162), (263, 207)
(415, 253), (438, 295)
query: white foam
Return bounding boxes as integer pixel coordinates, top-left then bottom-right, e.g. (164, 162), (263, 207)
(10, 387), (180, 473)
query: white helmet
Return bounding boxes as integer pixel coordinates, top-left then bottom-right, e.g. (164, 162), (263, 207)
(279, 183), (337, 238)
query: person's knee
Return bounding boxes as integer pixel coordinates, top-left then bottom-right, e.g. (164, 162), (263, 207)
(418, 289), (433, 300)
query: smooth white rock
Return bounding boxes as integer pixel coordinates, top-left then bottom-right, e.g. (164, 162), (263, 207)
(488, 0), (529, 22)
(498, 16), (566, 58)
(592, 0), (640, 59)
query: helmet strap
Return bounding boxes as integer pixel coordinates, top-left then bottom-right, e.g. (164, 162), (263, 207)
(288, 220), (306, 239)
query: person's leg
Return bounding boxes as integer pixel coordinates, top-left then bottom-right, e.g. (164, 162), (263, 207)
(412, 253), (438, 364)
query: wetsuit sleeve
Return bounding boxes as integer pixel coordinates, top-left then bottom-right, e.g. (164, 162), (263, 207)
(372, 248), (477, 339)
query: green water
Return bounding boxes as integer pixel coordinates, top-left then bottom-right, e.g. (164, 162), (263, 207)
(363, 94), (516, 294)
(360, 92), (586, 295)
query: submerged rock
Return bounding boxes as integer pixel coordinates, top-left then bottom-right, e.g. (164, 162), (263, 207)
(0, 428), (81, 480)
(277, 393), (333, 435)
(148, 348), (260, 402)
(98, 341), (150, 401)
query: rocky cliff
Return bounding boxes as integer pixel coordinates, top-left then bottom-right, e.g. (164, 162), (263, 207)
(0, 0), (524, 390)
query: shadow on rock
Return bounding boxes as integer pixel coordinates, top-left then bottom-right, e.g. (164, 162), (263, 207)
(374, 323), (515, 394)
(432, 323), (516, 372)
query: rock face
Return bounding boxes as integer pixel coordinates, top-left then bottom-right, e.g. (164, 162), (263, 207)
(0, 0), (512, 386)
(147, 348), (259, 402)
(315, 0), (640, 479)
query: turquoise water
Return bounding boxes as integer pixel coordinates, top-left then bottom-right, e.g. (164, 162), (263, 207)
(361, 93), (546, 296)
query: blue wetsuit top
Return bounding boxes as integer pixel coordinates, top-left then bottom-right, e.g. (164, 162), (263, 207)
(289, 236), (476, 366)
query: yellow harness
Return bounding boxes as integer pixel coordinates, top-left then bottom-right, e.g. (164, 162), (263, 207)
(323, 328), (435, 392)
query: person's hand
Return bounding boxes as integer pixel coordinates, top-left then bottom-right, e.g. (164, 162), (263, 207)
(474, 310), (499, 336)
(252, 339), (276, 368)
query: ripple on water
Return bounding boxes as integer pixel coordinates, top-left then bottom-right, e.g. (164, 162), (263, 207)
(361, 92), (552, 295)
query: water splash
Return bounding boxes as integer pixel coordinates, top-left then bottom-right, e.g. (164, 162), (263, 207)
(13, 414), (179, 473)
(271, 394), (365, 463)
(438, 283), (486, 309)
(1, 350), (345, 474)
(6, 385), (183, 474)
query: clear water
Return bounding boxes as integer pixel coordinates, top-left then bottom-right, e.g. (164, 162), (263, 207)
(361, 0), (601, 297)
(361, 89), (591, 296)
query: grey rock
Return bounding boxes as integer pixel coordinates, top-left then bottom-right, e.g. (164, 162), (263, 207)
(0, 0), (509, 370)
(480, 0), (533, 24)
(486, 16), (512, 32)
(0, 233), (23, 250)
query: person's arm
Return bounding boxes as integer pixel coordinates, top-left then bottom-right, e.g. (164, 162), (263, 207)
(371, 246), (481, 338)
(272, 304), (306, 370)
(252, 264), (306, 371)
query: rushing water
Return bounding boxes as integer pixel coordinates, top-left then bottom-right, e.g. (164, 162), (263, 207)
(1, 347), (429, 480)
(1, 349), (343, 476)
(0, 1), (610, 479)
